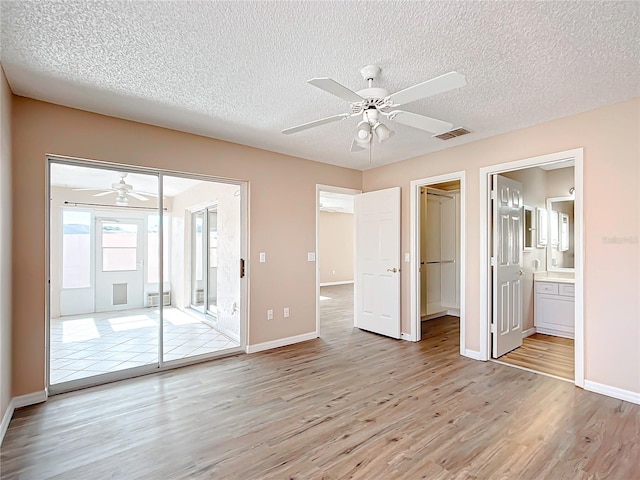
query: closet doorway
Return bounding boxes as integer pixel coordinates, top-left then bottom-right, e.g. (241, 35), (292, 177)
(410, 172), (466, 350)
(420, 186), (460, 320)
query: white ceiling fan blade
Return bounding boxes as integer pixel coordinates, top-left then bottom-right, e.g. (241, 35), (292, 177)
(350, 138), (367, 152)
(73, 188), (104, 192)
(387, 72), (466, 106)
(282, 114), (350, 135)
(127, 192), (149, 201)
(93, 191), (115, 197)
(389, 111), (453, 134)
(307, 78), (364, 103)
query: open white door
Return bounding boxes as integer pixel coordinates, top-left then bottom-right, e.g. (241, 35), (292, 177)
(492, 175), (524, 357)
(354, 187), (401, 339)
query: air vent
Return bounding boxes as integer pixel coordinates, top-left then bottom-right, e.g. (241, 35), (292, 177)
(434, 128), (470, 140)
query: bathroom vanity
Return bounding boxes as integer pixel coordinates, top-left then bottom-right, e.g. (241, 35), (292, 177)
(534, 272), (575, 338)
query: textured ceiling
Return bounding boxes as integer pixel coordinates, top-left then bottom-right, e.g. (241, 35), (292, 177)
(2, 1), (639, 170)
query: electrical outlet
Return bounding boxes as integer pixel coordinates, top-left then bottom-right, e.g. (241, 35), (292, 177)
(284, 307), (290, 318)
(267, 309), (273, 320)
(332, 270), (336, 275)
(307, 252), (316, 262)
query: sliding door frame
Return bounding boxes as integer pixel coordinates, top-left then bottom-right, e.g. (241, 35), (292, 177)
(46, 155), (248, 395)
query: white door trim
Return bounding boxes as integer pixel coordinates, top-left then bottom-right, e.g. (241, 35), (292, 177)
(479, 148), (584, 388)
(409, 171), (466, 351)
(315, 184), (361, 337)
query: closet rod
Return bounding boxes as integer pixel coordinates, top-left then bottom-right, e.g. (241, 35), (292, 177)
(422, 191), (454, 199)
(422, 260), (455, 264)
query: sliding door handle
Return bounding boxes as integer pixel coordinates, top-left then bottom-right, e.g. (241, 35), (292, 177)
(240, 258), (245, 278)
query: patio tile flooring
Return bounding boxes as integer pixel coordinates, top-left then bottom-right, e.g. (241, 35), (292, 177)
(50, 307), (239, 384)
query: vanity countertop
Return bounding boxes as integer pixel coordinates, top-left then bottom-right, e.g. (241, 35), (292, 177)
(534, 272), (575, 284)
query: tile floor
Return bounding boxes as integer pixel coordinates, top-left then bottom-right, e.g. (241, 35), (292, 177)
(50, 307), (239, 384)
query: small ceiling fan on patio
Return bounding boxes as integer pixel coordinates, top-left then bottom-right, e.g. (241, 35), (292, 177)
(73, 172), (156, 206)
(282, 65), (466, 152)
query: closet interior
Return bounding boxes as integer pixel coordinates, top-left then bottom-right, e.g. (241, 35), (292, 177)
(420, 181), (461, 320)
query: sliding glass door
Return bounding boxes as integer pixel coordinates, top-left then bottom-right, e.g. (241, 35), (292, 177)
(163, 174), (241, 362)
(48, 158), (245, 393)
(49, 162), (160, 387)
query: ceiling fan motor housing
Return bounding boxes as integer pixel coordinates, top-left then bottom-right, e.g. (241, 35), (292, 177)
(360, 64), (381, 82)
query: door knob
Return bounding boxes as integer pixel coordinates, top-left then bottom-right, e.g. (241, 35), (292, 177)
(519, 269), (525, 276)
(387, 268), (398, 273)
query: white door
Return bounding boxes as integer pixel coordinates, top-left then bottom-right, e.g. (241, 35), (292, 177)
(95, 218), (145, 312)
(492, 175), (524, 357)
(354, 187), (401, 338)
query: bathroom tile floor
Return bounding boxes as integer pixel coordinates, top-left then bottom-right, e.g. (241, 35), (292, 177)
(50, 307), (239, 384)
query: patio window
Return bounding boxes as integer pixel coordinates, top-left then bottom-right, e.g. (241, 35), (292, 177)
(101, 222), (138, 271)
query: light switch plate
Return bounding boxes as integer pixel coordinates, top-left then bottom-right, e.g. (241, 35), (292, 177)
(259, 252), (266, 263)
(404, 252), (410, 263)
(307, 252), (316, 262)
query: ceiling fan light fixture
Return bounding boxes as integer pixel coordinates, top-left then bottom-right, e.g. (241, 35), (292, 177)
(353, 133), (370, 149)
(115, 194), (128, 206)
(373, 122), (393, 143)
(356, 121), (371, 140)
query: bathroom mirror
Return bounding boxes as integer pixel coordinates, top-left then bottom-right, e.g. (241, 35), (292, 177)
(546, 196), (574, 270)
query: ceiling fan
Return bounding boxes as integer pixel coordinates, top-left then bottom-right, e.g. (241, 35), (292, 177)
(282, 65), (466, 152)
(73, 172), (156, 206)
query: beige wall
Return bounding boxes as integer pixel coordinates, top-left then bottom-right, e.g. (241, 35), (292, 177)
(11, 97), (361, 396)
(363, 98), (640, 394)
(7, 91), (639, 399)
(319, 211), (354, 284)
(0, 69), (12, 424)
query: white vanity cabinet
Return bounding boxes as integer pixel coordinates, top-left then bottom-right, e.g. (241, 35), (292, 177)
(534, 280), (575, 339)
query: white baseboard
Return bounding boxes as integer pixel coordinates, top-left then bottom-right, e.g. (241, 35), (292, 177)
(522, 327), (536, 338)
(319, 281), (354, 287)
(246, 332), (318, 354)
(462, 349), (483, 361)
(584, 380), (640, 405)
(535, 326), (574, 339)
(13, 390), (47, 408)
(401, 332), (417, 342)
(1, 389), (47, 445)
(0, 398), (15, 446)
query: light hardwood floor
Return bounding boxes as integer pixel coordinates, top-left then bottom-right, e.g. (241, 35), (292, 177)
(1, 284), (639, 479)
(497, 333), (574, 381)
